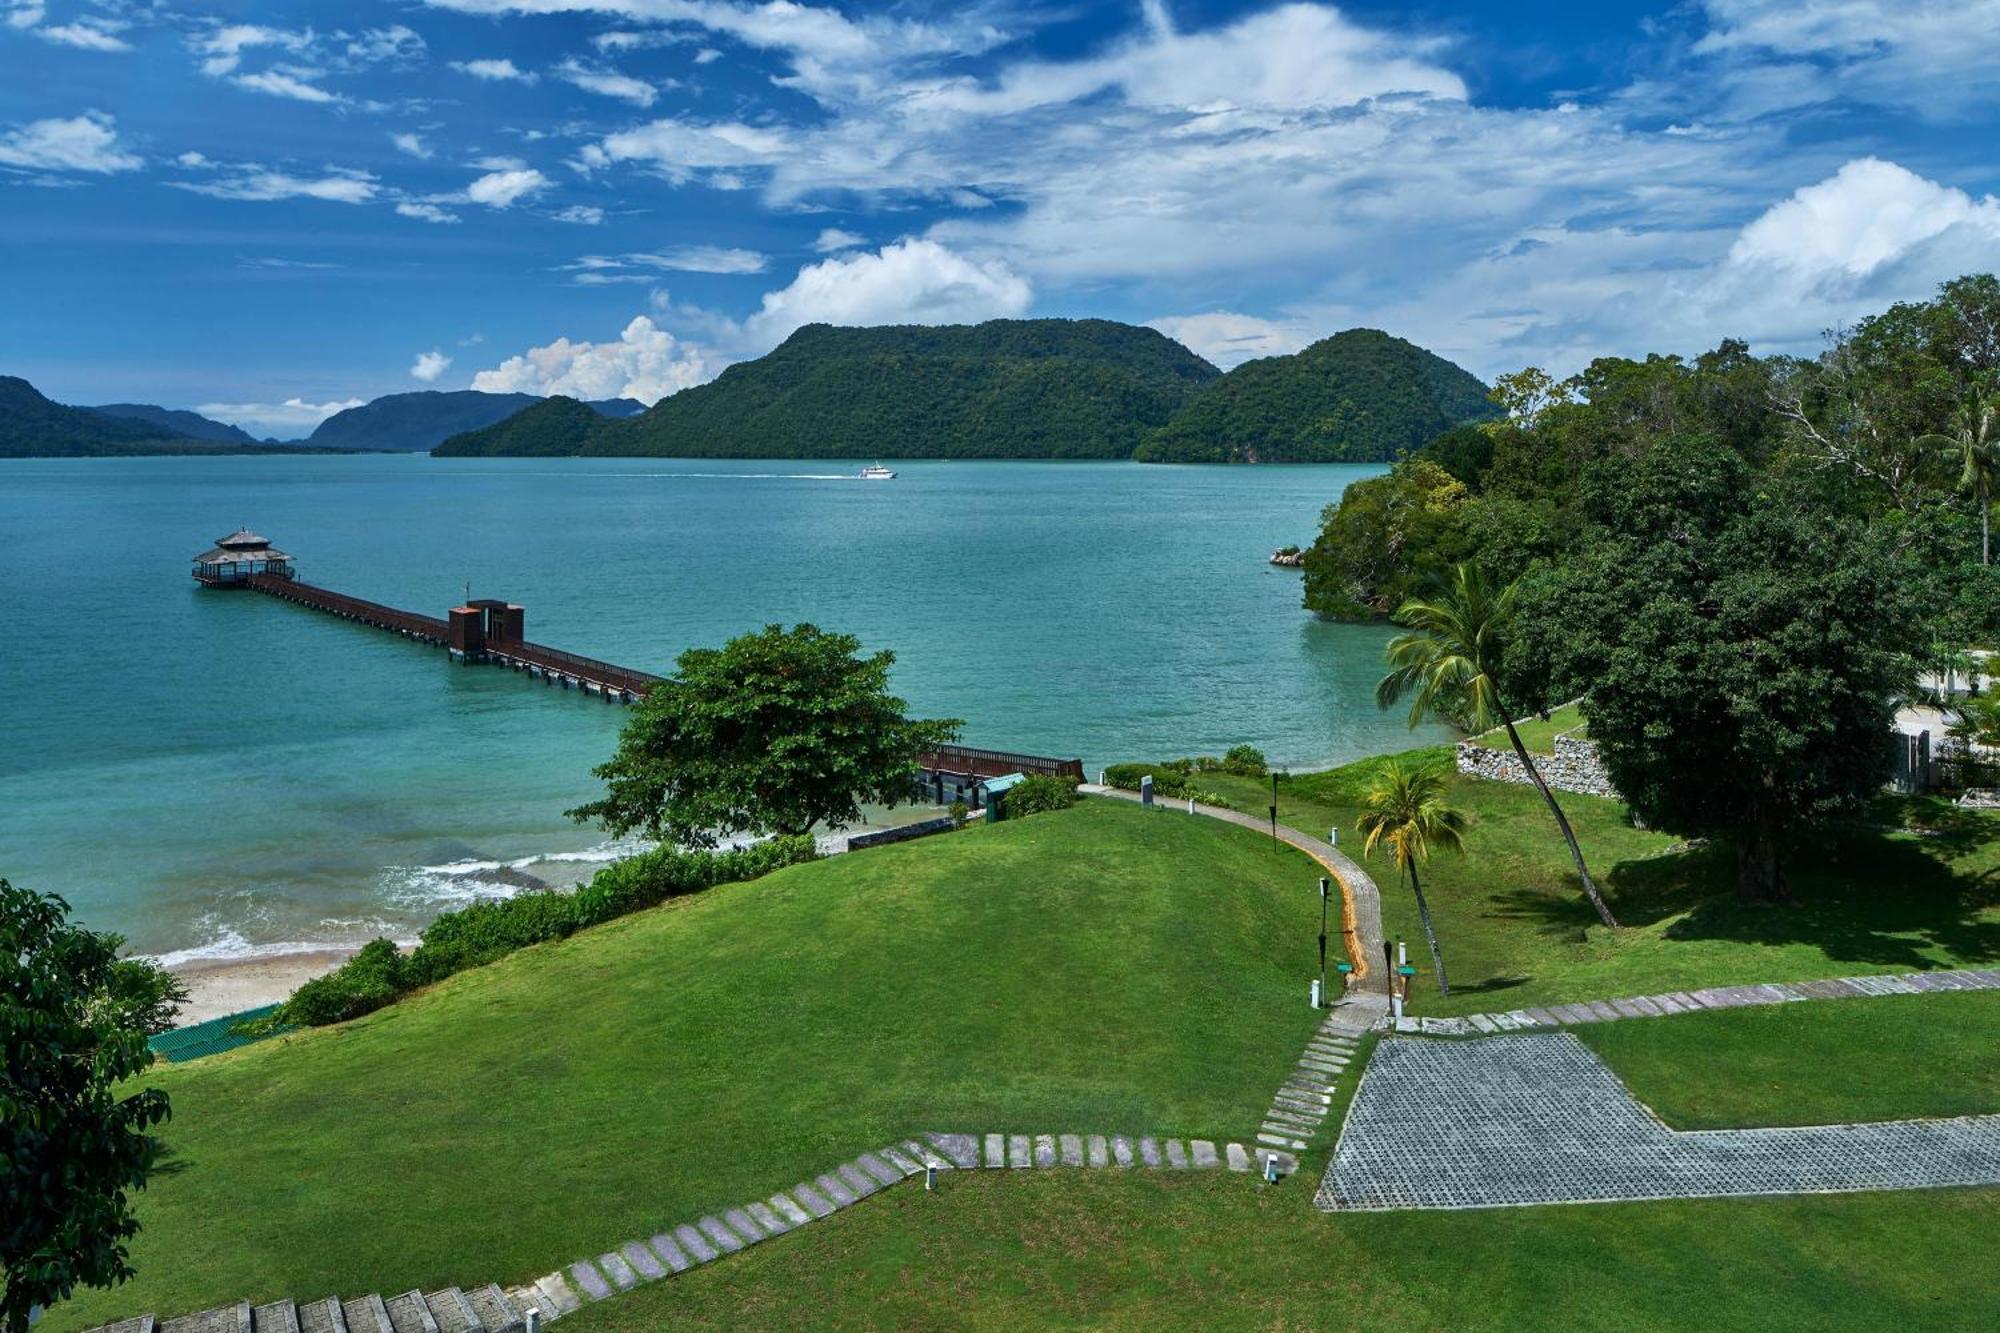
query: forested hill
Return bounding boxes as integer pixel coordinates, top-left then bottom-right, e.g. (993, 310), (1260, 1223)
(0, 376), (303, 457)
(1135, 329), (1499, 463)
(435, 319), (1222, 459)
(309, 390), (645, 451)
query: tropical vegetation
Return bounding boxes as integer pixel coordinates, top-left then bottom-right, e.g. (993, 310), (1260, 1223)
(1135, 328), (1497, 463)
(437, 320), (1221, 459)
(1354, 760), (1465, 994)
(568, 623), (960, 845)
(2, 881), (173, 1333)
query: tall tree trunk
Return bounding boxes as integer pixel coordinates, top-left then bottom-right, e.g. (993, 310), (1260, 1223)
(1407, 861), (1449, 996)
(1503, 718), (1621, 928)
(1735, 816), (1793, 904)
(1983, 478), (1991, 567)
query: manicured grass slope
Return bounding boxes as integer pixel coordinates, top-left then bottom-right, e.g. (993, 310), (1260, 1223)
(553, 1171), (2000, 1331)
(1579, 989), (2000, 1128)
(54, 801), (1324, 1331)
(1469, 702), (1586, 751)
(1178, 754), (2000, 1016)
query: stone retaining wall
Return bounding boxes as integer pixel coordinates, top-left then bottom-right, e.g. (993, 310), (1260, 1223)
(1455, 734), (1619, 800)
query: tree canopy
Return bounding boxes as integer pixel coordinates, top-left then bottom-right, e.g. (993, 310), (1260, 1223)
(569, 623), (961, 845)
(2, 880), (172, 1333)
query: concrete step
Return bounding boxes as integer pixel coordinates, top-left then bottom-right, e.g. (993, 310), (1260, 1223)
(252, 1303), (299, 1333)
(340, 1296), (393, 1333)
(382, 1291), (438, 1333)
(463, 1286), (521, 1333)
(420, 1290), (477, 1333)
(296, 1301), (341, 1333)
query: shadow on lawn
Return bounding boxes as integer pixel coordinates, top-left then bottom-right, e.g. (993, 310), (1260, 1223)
(1476, 826), (2000, 974)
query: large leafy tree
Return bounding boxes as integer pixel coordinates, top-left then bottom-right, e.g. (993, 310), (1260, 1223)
(1377, 563), (1620, 928)
(2, 881), (172, 1333)
(1355, 761), (1466, 995)
(1529, 439), (1918, 903)
(570, 623), (961, 846)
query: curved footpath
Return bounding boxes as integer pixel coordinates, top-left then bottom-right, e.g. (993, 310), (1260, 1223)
(1078, 785), (1389, 995)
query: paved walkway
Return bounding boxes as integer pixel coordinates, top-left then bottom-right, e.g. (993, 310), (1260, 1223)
(1381, 966), (2000, 1035)
(1316, 1033), (2000, 1211)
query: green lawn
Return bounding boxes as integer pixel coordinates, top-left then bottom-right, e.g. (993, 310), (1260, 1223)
(1579, 989), (2000, 1128)
(551, 1171), (2000, 1330)
(52, 800), (1326, 1332)
(1470, 701), (1587, 751)
(1156, 754), (2000, 1017)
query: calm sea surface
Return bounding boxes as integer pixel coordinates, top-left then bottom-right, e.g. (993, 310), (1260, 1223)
(0, 455), (1445, 960)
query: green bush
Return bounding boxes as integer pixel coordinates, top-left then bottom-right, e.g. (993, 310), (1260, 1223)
(276, 939), (408, 1027)
(1005, 774), (1080, 818)
(275, 836), (820, 1028)
(1100, 764), (1234, 809)
(1221, 744), (1268, 777)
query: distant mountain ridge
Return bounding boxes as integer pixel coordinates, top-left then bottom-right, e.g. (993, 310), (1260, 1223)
(87, 402), (261, 445)
(0, 376), (326, 457)
(309, 390), (645, 452)
(1133, 329), (1500, 463)
(436, 319), (1223, 459)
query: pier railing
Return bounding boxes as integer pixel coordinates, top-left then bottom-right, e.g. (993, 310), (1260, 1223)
(918, 744), (1086, 782)
(483, 638), (662, 697)
(246, 574), (451, 642)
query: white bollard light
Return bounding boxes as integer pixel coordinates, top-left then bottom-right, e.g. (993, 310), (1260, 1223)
(525, 1308), (540, 1333)
(1310, 978), (1322, 1009)
(925, 1164), (938, 1191)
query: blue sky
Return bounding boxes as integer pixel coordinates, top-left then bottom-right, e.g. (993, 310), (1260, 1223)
(3, 0), (1998, 436)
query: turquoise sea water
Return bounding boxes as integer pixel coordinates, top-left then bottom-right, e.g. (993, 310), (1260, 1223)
(0, 455), (1445, 960)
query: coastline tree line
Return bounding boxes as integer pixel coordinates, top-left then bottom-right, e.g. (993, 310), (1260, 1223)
(1309, 274), (2000, 905)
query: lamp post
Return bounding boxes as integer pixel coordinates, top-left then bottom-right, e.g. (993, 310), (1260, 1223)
(1317, 876), (1329, 1008)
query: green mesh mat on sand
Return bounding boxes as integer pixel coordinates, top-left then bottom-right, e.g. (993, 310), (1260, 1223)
(149, 1003), (290, 1063)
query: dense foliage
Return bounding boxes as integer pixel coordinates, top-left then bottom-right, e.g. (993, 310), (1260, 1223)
(1100, 762), (1235, 808)
(437, 320), (1221, 460)
(272, 836), (818, 1027)
(1135, 329), (1498, 464)
(438, 395), (611, 456)
(1520, 441), (1918, 902)
(317, 389), (641, 452)
(1001, 773), (1080, 818)
(1306, 274), (2000, 897)
(2, 880), (171, 1333)
(570, 623), (961, 844)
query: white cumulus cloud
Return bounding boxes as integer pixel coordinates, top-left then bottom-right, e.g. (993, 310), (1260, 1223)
(390, 132), (432, 159)
(553, 57), (657, 106)
(397, 201), (461, 224)
(38, 18), (131, 51)
(177, 166), (377, 204)
(0, 110), (141, 174)
(451, 57), (537, 83)
(744, 239), (1032, 346)
(813, 227), (864, 253)
(410, 349), (453, 382)
(232, 69), (341, 104)
(1146, 312), (1306, 368)
(466, 167), (548, 207)
(1729, 156), (2000, 279)
(471, 315), (713, 404)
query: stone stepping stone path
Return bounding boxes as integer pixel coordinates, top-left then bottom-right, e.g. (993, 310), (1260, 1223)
(1316, 1032), (2000, 1211)
(1254, 993), (1385, 1161)
(90, 1130), (1273, 1333)
(1383, 967), (2000, 1037)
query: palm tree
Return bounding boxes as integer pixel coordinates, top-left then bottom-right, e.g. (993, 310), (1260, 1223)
(1377, 563), (1620, 928)
(1356, 760), (1465, 995)
(1920, 381), (2000, 565)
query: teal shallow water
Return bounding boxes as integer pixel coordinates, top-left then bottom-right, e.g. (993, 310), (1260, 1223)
(0, 455), (1443, 959)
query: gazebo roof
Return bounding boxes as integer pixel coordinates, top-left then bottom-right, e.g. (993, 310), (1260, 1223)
(215, 528), (274, 550)
(194, 541), (292, 565)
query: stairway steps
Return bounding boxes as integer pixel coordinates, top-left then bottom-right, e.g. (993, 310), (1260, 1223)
(252, 1303), (299, 1333)
(420, 1290), (477, 1333)
(340, 1296), (392, 1333)
(382, 1292), (437, 1333)
(463, 1286), (520, 1333)
(297, 1299), (342, 1333)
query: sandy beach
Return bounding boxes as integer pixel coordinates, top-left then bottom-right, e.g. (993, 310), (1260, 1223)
(169, 949), (357, 1026)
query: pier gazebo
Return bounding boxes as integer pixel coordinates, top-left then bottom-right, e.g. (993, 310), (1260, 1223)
(192, 528), (295, 586)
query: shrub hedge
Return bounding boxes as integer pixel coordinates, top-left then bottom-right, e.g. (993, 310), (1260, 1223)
(266, 836), (819, 1029)
(1004, 773), (1080, 818)
(1100, 764), (1234, 809)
